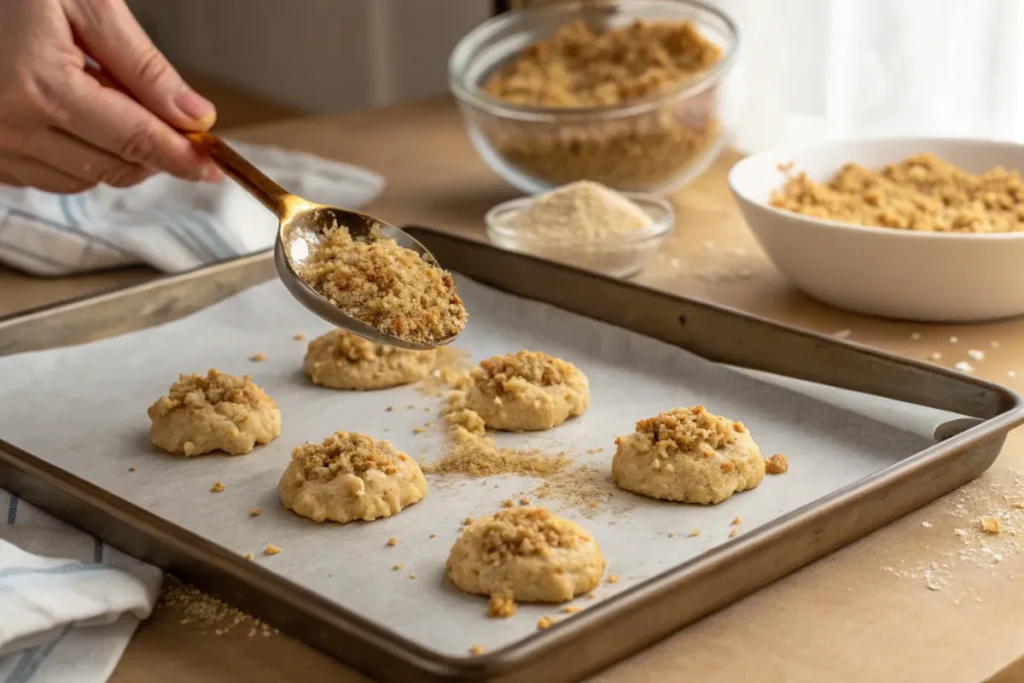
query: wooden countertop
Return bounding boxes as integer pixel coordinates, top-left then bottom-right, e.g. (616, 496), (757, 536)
(4, 97), (1024, 683)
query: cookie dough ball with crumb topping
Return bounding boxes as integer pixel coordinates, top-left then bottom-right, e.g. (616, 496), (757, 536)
(612, 406), (764, 504)
(447, 506), (605, 603)
(278, 430), (426, 523)
(304, 329), (437, 390)
(464, 351), (589, 431)
(147, 369), (281, 456)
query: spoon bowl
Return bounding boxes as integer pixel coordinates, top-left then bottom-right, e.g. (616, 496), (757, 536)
(188, 132), (456, 350)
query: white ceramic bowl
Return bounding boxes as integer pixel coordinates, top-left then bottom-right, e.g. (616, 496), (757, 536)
(728, 137), (1024, 322)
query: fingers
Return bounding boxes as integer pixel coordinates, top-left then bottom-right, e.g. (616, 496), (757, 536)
(20, 127), (153, 187)
(54, 70), (219, 182)
(0, 153), (94, 194)
(64, 0), (217, 132)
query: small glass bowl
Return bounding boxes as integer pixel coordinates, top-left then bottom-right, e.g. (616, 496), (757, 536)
(449, 0), (738, 195)
(484, 193), (675, 278)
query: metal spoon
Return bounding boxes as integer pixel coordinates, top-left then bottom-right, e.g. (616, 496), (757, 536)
(187, 132), (456, 350)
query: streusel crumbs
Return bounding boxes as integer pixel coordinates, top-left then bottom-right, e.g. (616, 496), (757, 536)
(298, 224), (466, 344)
(771, 153), (1024, 233)
(488, 593), (518, 618)
(149, 369), (269, 416)
(289, 431), (411, 483)
(633, 405), (738, 453)
(766, 453), (789, 474)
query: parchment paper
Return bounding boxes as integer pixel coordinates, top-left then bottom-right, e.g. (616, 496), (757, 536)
(0, 276), (951, 657)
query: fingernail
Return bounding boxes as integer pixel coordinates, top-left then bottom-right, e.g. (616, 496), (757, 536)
(202, 162), (224, 183)
(175, 89), (217, 130)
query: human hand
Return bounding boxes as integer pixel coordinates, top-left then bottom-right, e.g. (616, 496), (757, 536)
(0, 0), (222, 193)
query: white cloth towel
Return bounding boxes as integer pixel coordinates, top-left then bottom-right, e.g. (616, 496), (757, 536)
(0, 494), (162, 683)
(0, 142), (384, 681)
(0, 140), (386, 275)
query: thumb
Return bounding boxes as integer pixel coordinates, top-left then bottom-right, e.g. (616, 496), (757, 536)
(65, 0), (217, 132)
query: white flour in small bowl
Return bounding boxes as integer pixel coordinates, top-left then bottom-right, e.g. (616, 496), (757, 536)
(499, 181), (653, 240)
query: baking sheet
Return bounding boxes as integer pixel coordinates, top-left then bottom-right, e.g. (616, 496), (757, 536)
(0, 275), (948, 657)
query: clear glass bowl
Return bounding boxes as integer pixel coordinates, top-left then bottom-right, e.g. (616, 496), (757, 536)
(449, 0), (738, 196)
(484, 193), (675, 278)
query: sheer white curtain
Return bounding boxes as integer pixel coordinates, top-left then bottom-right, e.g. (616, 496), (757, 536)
(714, 0), (1024, 152)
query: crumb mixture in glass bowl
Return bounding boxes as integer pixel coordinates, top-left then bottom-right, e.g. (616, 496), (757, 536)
(449, 0), (738, 194)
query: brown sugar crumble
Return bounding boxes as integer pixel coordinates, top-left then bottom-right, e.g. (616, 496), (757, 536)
(158, 576), (280, 638)
(731, 516), (742, 526)
(771, 153), (1024, 233)
(293, 333), (305, 340)
(149, 369), (270, 417)
(478, 508), (592, 566)
(981, 516), (1002, 534)
(249, 507), (261, 517)
(392, 563), (404, 571)
(607, 574), (620, 584)
(265, 545), (282, 556)
(249, 353), (267, 362)
(634, 406), (738, 453)
(482, 19), (724, 189)
(766, 453), (789, 474)
(688, 528), (701, 537)
(488, 593), (518, 618)
(289, 431), (412, 483)
(387, 537), (398, 547)
(211, 480), (225, 493)
(537, 616), (557, 630)
(298, 223), (467, 345)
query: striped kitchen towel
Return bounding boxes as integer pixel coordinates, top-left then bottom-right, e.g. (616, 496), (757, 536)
(0, 494), (162, 683)
(0, 140), (385, 275)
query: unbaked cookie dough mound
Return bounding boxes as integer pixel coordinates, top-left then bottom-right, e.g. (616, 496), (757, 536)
(304, 329), (437, 390)
(278, 430), (427, 523)
(464, 351), (589, 432)
(612, 405), (764, 505)
(447, 506), (605, 603)
(147, 369), (281, 456)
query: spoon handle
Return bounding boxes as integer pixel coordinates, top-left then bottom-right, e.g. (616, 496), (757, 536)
(187, 132), (294, 219)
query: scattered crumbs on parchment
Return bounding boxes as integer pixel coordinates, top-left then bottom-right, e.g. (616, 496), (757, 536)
(729, 528), (739, 538)
(211, 481), (225, 493)
(409, 574), (417, 580)
(413, 427), (427, 435)
(587, 592), (598, 600)
(667, 532), (676, 538)
(950, 336), (959, 344)
(387, 537), (398, 547)
(249, 353), (267, 362)
(429, 533), (437, 539)
(955, 361), (974, 373)
(911, 332), (922, 341)
(265, 545), (281, 556)
(489, 593), (517, 618)
(562, 605), (581, 614)
(469, 645), (484, 656)
(249, 507), (261, 517)
(929, 352), (943, 361)
(128, 466), (136, 472)
(921, 521), (933, 528)
(407, 404), (416, 410)
(537, 616), (557, 630)
(689, 528), (701, 537)
(392, 563), (404, 571)
(991, 341), (1001, 349)
(731, 516), (742, 526)
(765, 453), (789, 474)
(833, 329), (852, 339)
(157, 576), (280, 637)
(293, 333), (305, 341)
(981, 516), (1002, 534)
(502, 499), (515, 508)
(607, 574), (620, 584)
(967, 349), (986, 362)
(883, 469), (1024, 594)
(520, 497), (531, 505)
(386, 406), (394, 412)
(244, 553), (253, 561)
(462, 517), (474, 526)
